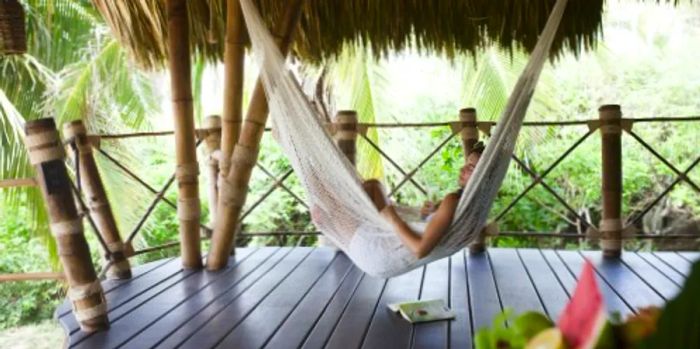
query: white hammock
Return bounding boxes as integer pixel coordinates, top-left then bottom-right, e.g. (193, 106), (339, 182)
(239, 0), (569, 277)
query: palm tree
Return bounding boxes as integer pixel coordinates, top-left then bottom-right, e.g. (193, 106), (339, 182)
(1, 0), (158, 267)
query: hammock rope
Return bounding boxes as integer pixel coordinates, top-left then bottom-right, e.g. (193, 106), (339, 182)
(239, 0), (570, 277)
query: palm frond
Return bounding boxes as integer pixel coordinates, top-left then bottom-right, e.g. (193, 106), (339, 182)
(49, 38), (157, 131)
(1, 1), (159, 268)
(0, 56), (55, 267)
(329, 48), (385, 180)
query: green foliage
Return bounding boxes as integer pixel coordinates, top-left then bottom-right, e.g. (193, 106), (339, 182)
(639, 260), (700, 349)
(474, 309), (530, 349)
(0, 0), (165, 328)
(329, 48), (386, 180)
(0, 206), (63, 329)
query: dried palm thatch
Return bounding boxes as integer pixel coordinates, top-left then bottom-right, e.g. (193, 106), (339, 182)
(94, 0), (607, 69)
(0, 0), (28, 55)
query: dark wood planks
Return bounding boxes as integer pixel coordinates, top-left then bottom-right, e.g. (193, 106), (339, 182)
(56, 247), (694, 349)
(581, 251), (665, 311)
(173, 247), (313, 349)
(412, 257), (450, 349)
(66, 257), (196, 342)
(72, 249), (259, 348)
(621, 252), (680, 300)
(215, 249), (339, 348)
(489, 248), (546, 319)
(153, 247), (294, 348)
(517, 249), (570, 319)
(60, 257), (183, 333)
(540, 249), (576, 295)
(323, 273), (387, 349)
(466, 251), (503, 332)
(555, 250), (634, 316)
(55, 257), (175, 318)
(299, 267), (365, 349)
(448, 251), (472, 349)
(677, 251), (700, 263)
(361, 266), (425, 349)
(636, 252), (686, 286)
(264, 253), (355, 348)
(653, 251), (693, 276)
(119, 247), (279, 348)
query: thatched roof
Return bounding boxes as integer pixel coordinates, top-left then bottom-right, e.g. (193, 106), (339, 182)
(94, 0), (606, 69)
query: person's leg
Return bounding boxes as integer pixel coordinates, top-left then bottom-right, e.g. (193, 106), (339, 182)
(363, 179), (390, 211)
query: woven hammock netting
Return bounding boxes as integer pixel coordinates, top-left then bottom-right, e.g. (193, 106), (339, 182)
(239, 0), (569, 277)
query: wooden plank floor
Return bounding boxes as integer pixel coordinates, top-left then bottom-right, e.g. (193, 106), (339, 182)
(56, 247), (698, 349)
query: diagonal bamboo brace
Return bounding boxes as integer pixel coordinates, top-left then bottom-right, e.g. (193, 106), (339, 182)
(219, 0), (247, 178)
(208, 0), (304, 270)
(64, 120), (132, 279)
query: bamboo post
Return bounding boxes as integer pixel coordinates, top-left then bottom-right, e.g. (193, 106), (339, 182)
(64, 121), (131, 279)
(24, 118), (108, 332)
(334, 111), (359, 165)
(316, 110), (359, 249)
(459, 108), (488, 253)
(459, 108), (479, 159)
(469, 229), (489, 254)
(167, 0), (202, 269)
(208, 0), (304, 270)
(204, 115), (222, 233)
(0, 178), (36, 188)
(219, 0), (247, 178)
(599, 105), (623, 258)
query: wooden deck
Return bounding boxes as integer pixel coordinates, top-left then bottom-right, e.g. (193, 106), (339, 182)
(55, 247), (699, 349)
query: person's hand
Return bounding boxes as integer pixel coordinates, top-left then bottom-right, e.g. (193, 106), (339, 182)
(420, 200), (436, 219)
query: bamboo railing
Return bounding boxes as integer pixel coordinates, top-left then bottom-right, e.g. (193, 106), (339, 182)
(122, 111), (699, 254)
(2, 110), (699, 289)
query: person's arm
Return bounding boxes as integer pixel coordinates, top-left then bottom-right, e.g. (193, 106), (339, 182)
(382, 193), (459, 258)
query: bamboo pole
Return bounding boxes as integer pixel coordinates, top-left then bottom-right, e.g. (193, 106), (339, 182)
(219, 0), (247, 178)
(82, 115), (700, 140)
(334, 111), (359, 165)
(0, 178), (36, 188)
(64, 121), (131, 279)
(599, 105), (623, 258)
(459, 108), (479, 159)
(203, 115), (222, 234)
(457, 108), (489, 253)
(0, 272), (65, 282)
(208, 0), (304, 270)
(317, 110), (359, 249)
(167, 0), (202, 269)
(24, 118), (108, 332)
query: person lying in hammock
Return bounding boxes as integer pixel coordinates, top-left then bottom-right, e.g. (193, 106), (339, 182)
(362, 141), (485, 258)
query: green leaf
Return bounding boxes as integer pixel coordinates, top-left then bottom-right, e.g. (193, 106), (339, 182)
(639, 260), (700, 349)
